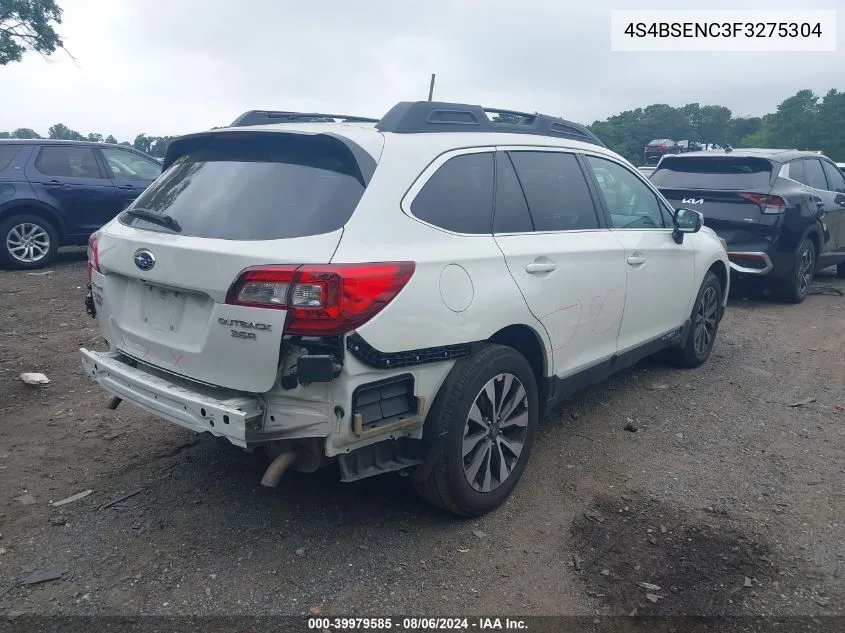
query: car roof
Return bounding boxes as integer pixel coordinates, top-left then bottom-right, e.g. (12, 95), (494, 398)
(662, 148), (830, 162)
(0, 138), (148, 151)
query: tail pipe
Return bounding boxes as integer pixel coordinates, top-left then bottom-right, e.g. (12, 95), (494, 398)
(260, 451), (298, 488)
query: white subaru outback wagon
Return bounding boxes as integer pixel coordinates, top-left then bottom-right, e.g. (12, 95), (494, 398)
(80, 101), (729, 517)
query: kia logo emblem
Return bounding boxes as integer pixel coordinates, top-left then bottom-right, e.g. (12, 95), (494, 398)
(134, 249), (156, 271)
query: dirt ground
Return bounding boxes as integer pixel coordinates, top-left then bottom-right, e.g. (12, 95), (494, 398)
(1, 251), (844, 624)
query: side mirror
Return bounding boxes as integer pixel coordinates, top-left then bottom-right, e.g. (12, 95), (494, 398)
(672, 207), (703, 244)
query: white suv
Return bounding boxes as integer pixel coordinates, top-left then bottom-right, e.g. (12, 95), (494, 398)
(80, 101), (729, 517)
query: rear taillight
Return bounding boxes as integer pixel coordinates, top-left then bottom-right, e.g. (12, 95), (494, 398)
(225, 262), (416, 336)
(86, 232), (100, 281)
(655, 145), (665, 151)
(739, 193), (787, 214)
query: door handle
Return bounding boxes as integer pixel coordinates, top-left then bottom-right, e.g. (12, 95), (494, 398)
(525, 262), (556, 274)
(117, 185), (136, 190)
(627, 255), (646, 266)
(45, 180), (69, 188)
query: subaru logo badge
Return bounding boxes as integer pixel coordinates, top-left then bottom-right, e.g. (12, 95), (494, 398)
(134, 249), (156, 271)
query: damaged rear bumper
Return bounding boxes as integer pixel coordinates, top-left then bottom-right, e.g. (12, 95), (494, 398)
(80, 348), (264, 448)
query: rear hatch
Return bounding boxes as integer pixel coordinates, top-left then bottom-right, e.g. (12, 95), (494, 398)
(651, 155), (782, 242)
(89, 129), (379, 393)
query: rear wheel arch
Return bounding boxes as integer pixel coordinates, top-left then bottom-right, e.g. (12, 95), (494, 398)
(487, 324), (549, 389)
(0, 202), (66, 240)
(707, 260), (728, 304)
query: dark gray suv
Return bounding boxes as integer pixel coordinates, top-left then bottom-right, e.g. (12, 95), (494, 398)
(651, 149), (845, 303)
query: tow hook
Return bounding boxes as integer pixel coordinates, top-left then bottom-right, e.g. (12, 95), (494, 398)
(260, 451), (298, 488)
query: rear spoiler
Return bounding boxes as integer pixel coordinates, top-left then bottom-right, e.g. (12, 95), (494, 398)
(160, 129), (378, 186)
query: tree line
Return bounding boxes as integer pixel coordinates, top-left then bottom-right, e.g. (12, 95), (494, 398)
(587, 88), (844, 164)
(0, 126), (176, 157)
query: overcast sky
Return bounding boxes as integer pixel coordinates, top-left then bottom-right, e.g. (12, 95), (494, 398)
(1, 0), (842, 140)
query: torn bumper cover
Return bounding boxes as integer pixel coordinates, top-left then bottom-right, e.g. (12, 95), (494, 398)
(79, 348), (264, 448)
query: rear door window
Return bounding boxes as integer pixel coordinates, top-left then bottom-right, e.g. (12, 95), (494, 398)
(650, 156), (774, 190)
(121, 133), (368, 240)
(507, 151), (601, 231)
(410, 152), (494, 234)
(493, 152), (533, 233)
(35, 146), (104, 179)
(0, 145), (21, 172)
(803, 158), (829, 191)
(821, 160), (845, 192)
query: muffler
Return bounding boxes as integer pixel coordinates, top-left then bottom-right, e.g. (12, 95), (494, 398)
(260, 451), (298, 488)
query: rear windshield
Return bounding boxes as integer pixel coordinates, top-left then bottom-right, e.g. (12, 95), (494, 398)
(120, 133), (367, 240)
(650, 156), (774, 190)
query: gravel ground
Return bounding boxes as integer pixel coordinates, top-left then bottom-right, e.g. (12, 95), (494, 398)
(0, 253), (844, 623)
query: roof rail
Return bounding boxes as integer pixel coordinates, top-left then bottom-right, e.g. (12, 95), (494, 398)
(374, 101), (605, 147)
(230, 110), (380, 127)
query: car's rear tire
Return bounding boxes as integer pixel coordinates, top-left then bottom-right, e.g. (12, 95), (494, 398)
(837, 262), (845, 279)
(774, 237), (815, 304)
(0, 214), (59, 270)
(412, 344), (538, 517)
(664, 271), (722, 369)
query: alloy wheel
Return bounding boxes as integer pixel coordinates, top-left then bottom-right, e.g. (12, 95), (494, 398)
(693, 285), (718, 357)
(462, 373), (529, 493)
(797, 244), (814, 296)
(6, 223), (51, 264)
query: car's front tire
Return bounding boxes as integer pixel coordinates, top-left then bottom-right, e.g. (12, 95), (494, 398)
(665, 271), (722, 368)
(774, 237), (815, 303)
(413, 344), (539, 517)
(0, 214), (59, 270)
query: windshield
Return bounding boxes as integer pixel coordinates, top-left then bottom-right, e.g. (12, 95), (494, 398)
(119, 133), (367, 240)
